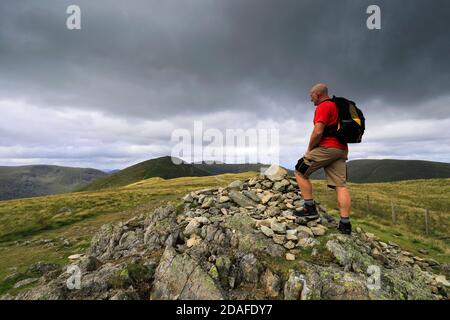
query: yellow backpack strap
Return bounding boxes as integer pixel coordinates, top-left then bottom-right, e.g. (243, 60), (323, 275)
(349, 103), (361, 126)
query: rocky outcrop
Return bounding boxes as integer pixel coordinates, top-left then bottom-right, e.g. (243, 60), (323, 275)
(150, 246), (224, 300)
(6, 166), (449, 300)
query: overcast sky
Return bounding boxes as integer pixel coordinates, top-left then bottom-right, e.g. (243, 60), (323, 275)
(1, 0), (449, 171)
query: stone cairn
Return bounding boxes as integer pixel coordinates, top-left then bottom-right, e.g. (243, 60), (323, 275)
(180, 165), (333, 261)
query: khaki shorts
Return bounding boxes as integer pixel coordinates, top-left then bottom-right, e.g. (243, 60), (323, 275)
(295, 146), (348, 189)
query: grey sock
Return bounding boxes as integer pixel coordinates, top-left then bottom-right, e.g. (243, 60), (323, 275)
(304, 199), (315, 206)
(340, 217), (350, 224)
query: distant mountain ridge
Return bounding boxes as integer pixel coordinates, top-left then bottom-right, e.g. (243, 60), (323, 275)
(0, 165), (107, 201)
(80, 156), (268, 191)
(310, 159), (450, 183)
(5, 158), (447, 199)
(82, 157), (450, 191)
(192, 161), (267, 175)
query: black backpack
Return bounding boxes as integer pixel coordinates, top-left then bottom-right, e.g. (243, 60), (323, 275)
(323, 96), (365, 144)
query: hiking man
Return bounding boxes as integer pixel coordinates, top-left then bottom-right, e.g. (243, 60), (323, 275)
(294, 83), (352, 235)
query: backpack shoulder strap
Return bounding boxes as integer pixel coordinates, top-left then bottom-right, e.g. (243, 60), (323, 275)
(321, 96), (339, 137)
(322, 96), (335, 103)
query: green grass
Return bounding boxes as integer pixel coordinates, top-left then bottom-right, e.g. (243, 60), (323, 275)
(311, 178), (450, 262)
(0, 173), (448, 296)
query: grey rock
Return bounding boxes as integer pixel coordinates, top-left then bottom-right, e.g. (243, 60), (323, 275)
(196, 188), (217, 195)
(273, 179), (290, 192)
(311, 226), (326, 236)
(261, 181), (273, 189)
(286, 230), (298, 241)
(248, 177), (259, 186)
(242, 190), (261, 203)
(150, 247), (224, 300)
(28, 262), (59, 275)
(218, 196), (230, 203)
(201, 197), (214, 209)
(382, 265), (438, 300)
(435, 275), (450, 287)
(13, 278), (38, 289)
(284, 241), (296, 250)
(296, 226), (314, 238)
(110, 288), (140, 300)
(326, 238), (374, 272)
(195, 216), (210, 225)
(270, 221), (286, 234)
(184, 219), (201, 236)
(228, 180), (243, 190)
(228, 190), (257, 208)
(284, 271), (307, 300)
(239, 254), (263, 284)
(215, 255), (232, 288)
(260, 226), (274, 238)
(307, 267), (369, 300)
(182, 193), (194, 203)
(265, 206), (281, 217)
(297, 238), (318, 248)
(88, 223), (123, 260)
(264, 165), (288, 182)
(286, 253), (296, 261)
(119, 231), (139, 249)
(272, 234), (286, 245)
(79, 256), (102, 272)
(80, 263), (123, 295)
(425, 259), (440, 267)
(261, 269), (281, 298)
(282, 210), (297, 220)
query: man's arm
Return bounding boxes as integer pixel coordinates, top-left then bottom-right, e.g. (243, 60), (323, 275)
(306, 122), (325, 153)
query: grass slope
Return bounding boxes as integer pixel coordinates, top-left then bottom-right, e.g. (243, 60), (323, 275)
(0, 165), (106, 201)
(312, 178), (450, 258)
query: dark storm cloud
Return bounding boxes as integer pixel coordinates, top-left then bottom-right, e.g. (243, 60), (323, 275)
(1, 0), (450, 169)
(0, 0), (449, 121)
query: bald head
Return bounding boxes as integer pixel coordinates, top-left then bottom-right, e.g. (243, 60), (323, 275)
(309, 83), (330, 106)
(310, 83), (328, 95)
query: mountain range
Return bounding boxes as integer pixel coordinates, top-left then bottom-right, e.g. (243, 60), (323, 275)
(0, 165), (106, 201)
(80, 156), (267, 191)
(310, 159), (450, 183)
(1, 157), (450, 200)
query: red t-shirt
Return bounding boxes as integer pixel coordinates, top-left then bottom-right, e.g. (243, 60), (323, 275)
(313, 100), (348, 150)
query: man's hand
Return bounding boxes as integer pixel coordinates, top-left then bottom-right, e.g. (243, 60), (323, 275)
(306, 122), (325, 153)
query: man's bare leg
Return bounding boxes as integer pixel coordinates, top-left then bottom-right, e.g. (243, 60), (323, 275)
(294, 171), (313, 199)
(294, 171), (318, 218)
(335, 186), (351, 218)
(336, 186), (352, 234)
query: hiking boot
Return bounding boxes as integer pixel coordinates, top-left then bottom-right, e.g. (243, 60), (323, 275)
(338, 220), (352, 235)
(294, 204), (319, 220)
